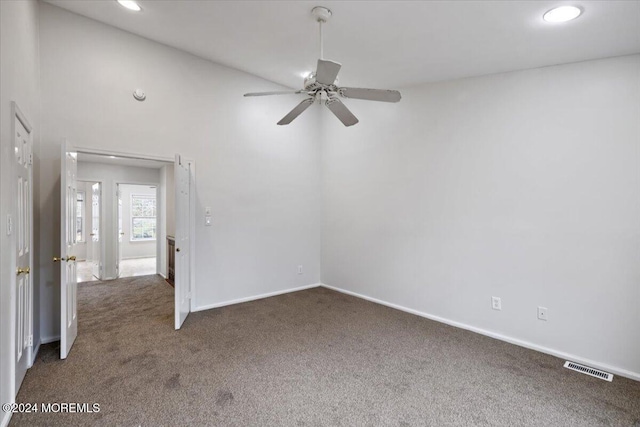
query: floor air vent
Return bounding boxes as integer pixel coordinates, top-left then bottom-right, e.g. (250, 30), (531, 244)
(564, 361), (613, 382)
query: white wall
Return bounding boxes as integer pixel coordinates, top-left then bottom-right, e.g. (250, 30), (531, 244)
(38, 4), (321, 340)
(77, 162), (161, 279)
(0, 0), (41, 422)
(321, 54), (640, 379)
(119, 183), (157, 260)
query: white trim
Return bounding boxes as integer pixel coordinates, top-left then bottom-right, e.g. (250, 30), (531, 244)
(40, 335), (60, 345)
(193, 283), (321, 312)
(187, 159), (196, 312)
(30, 340), (41, 367)
(74, 146), (174, 163)
(320, 283), (640, 382)
(1, 411), (12, 427)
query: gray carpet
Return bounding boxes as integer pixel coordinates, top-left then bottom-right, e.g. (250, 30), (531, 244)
(11, 275), (640, 426)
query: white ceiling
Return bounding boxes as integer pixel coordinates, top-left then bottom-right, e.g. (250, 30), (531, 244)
(77, 152), (171, 169)
(46, 1), (640, 89)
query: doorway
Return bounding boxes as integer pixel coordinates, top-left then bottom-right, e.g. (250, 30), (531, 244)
(116, 183), (158, 278)
(75, 180), (101, 283)
(56, 146), (194, 361)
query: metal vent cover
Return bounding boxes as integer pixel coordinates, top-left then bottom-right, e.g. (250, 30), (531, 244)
(564, 361), (613, 382)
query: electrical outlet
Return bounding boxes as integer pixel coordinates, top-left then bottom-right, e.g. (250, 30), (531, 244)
(491, 296), (502, 311)
(297, 265), (303, 275)
(538, 306), (548, 321)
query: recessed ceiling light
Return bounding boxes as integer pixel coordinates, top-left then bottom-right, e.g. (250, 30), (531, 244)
(109, 156), (117, 159)
(117, 0), (141, 12)
(543, 6), (582, 23)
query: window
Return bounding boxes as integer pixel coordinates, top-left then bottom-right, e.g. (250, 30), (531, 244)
(76, 191), (85, 242)
(131, 194), (156, 241)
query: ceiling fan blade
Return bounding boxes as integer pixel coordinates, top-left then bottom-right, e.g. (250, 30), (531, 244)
(277, 98), (315, 125)
(325, 98), (359, 127)
(316, 59), (342, 85)
(244, 90), (303, 97)
(340, 87), (402, 103)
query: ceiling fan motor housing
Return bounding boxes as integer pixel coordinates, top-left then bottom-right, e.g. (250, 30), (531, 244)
(304, 72), (338, 89)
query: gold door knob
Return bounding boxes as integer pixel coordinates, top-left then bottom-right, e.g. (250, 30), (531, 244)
(67, 256), (77, 262)
(53, 256), (65, 262)
(16, 267), (30, 275)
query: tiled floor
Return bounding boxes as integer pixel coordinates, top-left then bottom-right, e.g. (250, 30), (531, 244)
(76, 257), (156, 283)
(76, 260), (98, 283)
(119, 257), (156, 278)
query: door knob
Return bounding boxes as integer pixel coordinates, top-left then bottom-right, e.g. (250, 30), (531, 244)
(67, 256), (77, 262)
(16, 267), (30, 275)
(53, 256), (65, 262)
(176, 248), (180, 252)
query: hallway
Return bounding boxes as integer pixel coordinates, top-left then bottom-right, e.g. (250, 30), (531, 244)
(76, 257), (157, 283)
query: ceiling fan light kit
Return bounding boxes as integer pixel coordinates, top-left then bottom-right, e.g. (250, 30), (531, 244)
(244, 6), (401, 127)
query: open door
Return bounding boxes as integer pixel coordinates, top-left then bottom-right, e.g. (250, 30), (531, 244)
(174, 155), (191, 329)
(57, 141), (78, 359)
(116, 184), (123, 278)
(90, 182), (101, 280)
(13, 102), (34, 391)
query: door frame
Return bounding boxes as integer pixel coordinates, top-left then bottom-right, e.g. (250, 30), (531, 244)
(9, 102), (34, 401)
(74, 179), (105, 281)
(73, 146), (196, 311)
(114, 181), (160, 279)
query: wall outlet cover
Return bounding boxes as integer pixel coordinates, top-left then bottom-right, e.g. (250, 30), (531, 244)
(491, 296), (502, 311)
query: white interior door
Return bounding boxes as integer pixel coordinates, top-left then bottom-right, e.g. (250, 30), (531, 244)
(116, 184), (123, 277)
(14, 104), (33, 391)
(59, 142), (78, 359)
(174, 155), (191, 329)
(91, 182), (101, 280)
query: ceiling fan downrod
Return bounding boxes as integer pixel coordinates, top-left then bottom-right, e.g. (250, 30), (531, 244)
(312, 6), (332, 60)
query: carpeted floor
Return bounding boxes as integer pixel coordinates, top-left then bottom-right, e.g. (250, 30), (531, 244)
(11, 276), (640, 426)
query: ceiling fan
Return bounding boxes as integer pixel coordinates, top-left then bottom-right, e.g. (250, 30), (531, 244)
(244, 6), (401, 127)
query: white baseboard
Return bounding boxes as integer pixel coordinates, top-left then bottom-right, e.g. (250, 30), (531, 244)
(30, 340), (41, 367)
(1, 411), (11, 427)
(193, 283), (321, 312)
(40, 335), (60, 345)
(321, 283), (640, 382)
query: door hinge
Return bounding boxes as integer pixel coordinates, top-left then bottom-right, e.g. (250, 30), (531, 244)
(187, 292), (192, 299)
(6, 214), (12, 235)
(28, 335), (33, 346)
(29, 153), (33, 165)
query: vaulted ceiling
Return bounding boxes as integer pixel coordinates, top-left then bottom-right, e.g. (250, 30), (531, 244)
(46, 1), (640, 89)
